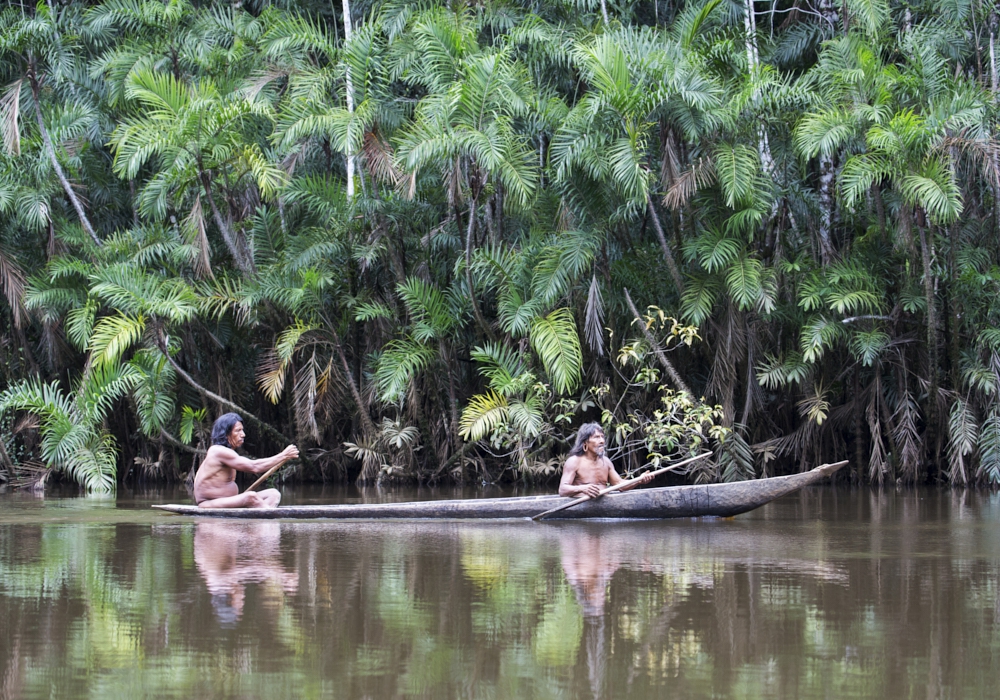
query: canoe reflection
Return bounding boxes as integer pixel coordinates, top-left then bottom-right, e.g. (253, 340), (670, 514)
(193, 520), (298, 627)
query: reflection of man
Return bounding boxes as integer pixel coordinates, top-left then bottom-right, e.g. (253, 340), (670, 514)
(193, 521), (299, 628)
(558, 423), (652, 498)
(558, 527), (618, 700)
(193, 413), (298, 508)
(559, 529), (620, 617)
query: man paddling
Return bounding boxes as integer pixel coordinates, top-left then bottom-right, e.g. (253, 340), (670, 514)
(193, 412), (299, 509)
(558, 422), (653, 498)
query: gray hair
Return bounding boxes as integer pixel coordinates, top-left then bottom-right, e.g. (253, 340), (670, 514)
(569, 422), (604, 457)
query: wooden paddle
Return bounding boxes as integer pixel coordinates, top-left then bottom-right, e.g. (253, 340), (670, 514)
(531, 451), (713, 521)
(244, 462), (285, 493)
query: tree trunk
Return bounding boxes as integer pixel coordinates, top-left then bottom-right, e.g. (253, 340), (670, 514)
(323, 320), (379, 483)
(991, 19), (999, 237)
(199, 170), (254, 273)
(343, 0), (356, 199)
(818, 152), (836, 263)
(743, 0), (780, 213)
(623, 288), (696, 399)
(464, 193), (495, 341)
(158, 336), (293, 447)
(27, 63), (101, 247)
(917, 221), (939, 479)
(853, 365), (864, 482)
(439, 340), (461, 454)
(646, 194), (684, 295)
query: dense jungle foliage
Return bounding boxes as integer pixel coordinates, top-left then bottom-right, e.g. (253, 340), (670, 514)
(0, 0), (997, 491)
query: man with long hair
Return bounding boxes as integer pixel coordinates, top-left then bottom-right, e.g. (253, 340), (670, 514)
(558, 422), (652, 498)
(193, 412), (299, 508)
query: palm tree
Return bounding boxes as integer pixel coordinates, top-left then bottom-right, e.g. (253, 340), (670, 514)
(0, 3), (104, 245)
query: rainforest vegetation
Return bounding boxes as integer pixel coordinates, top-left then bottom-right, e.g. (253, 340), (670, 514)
(0, 0), (997, 491)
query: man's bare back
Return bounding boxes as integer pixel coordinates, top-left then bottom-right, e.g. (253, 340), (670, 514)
(559, 424), (652, 498)
(193, 417), (298, 509)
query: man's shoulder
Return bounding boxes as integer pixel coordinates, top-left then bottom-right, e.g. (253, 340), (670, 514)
(204, 444), (238, 465)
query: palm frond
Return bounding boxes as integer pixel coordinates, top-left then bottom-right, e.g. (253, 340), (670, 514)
(87, 313), (146, 368)
(529, 307), (582, 395)
(947, 397), (978, 485)
(584, 274), (605, 357)
(375, 338), (435, 403)
(978, 408), (1000, 484)
(459, 390), (509, 441)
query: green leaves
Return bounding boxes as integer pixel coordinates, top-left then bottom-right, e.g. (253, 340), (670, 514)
(725, 256), (764, 311)
(470, 343), (529, 397)
(899, 159), (963, 224)
(397, 277), (460, 341)
(529, 308), (582, 396)
(179, 406), (207, 445)
(978, 409), (1000, 484)
(458, 390), (510, 442)
(258, 320), (318, 404)
(88, 313), (146, 368)
(947, 398), (978, 483)
(395, 42), (539, 209)
(849, 330), (889, 366)
(0, 369), (138, 493)
(845, 0), (890, 37)
(685, 226), (740, 273)
(794, 110), (857, 159)
(131, 350), (176, 437)
(800, 316), (845, 363)
(712, 143), (758, 208)
(375, 338), (435, 404)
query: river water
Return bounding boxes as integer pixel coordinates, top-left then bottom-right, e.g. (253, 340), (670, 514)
(1, 485), (999, 700)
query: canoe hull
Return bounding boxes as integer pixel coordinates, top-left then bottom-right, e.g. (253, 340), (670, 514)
(152, 461), (846, 520)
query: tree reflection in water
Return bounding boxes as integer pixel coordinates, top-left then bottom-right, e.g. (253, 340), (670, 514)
(4, 489), (1000, 699)
(193, 521), (299, 628)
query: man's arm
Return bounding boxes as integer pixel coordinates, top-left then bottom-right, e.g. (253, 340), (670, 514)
(606, 460), (653, 491)
(558, 457), (602, 498)
(215, 445), (299, 475)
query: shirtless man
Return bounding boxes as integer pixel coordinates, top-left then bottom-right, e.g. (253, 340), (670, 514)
(193, 412), (299, 509)
(558, 422), (653, 498)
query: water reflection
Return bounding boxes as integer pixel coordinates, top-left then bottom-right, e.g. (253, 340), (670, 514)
(3, 488), (1000, 699)
(193, 520), (299, 628)
(557, 528), (618, 700)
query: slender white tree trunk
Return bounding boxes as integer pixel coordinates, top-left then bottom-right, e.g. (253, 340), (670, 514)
(743, 0), (776, 177)
(27, 65), (101, 247)
(991, 29), (998, 94)
(818, 152), (836, 264)
(599, 0), (609, 25)
(343, 0), (355, 199)
(989, 16), (998, 232)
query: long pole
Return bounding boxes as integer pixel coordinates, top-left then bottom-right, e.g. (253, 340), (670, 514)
(244, 463), (284, 493)
(531, 452), (712, 521)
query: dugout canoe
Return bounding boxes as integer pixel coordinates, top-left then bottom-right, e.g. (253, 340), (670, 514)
(151, 460), (847, 520)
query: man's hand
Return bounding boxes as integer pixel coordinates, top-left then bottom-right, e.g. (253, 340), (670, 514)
(281, 445), (300, 462)
(577, 483), (602, 498)
(637, 471), (654, 485)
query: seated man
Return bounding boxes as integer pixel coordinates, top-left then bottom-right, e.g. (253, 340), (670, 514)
(193, 412), (299, 509)
(559, 422), (652, 498)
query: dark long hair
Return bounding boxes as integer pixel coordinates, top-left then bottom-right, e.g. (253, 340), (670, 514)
(211, 412), (244, 446)
(569, 422), (604, 457)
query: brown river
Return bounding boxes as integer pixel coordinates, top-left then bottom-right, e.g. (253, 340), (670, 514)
(2, 485), (999, 699)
